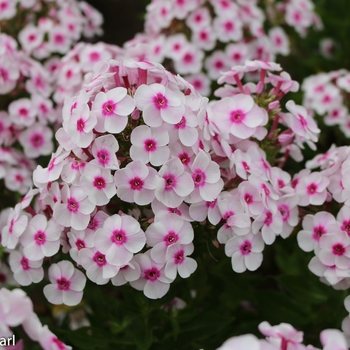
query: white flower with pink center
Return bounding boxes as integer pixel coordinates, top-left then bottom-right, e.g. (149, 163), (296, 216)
(114, 160), (157, 205)
(238, 181), (265, 216)
(43, 260), (86, 306)
(188, 150), (223, 203)
(67, 228), (95, 263)
(225, 232), (264, 273)
(20, 215), (62, 261)
(171, 107), (199, 147)
(146, 214), (194, 263)
(155, 158), (194, 208)
(91, 135), (119, 170)
(297, 212), (339, 253)
(213, 14), (243, 43)
(134, 83), (185, 127)
(164, 242), (197, 280)
(337, 205), (350, 237)
(130, 125), (170, 166)
(252, 209), (283, 245)
(79, 248), (119, 285)
(94, 214), (146, 267)
(80, 163), (116, 206)
(9, 250), (44, 286)
(111, 261), (141, 287)
(296, 171), (330, 206)
(130, 251), (173, 299)
(18, 123), (53, 159)
(152, 199), (193, 222)
(8, 98), (36, 127)
(64, 103), (97, 148)
(53, 184), (95, 230)
(318, 232), (350, 271)
(189, 199), (221, 225)
(211, 94), (267, 139)
(277, 195), (299, 238)
(174, 46), (204, 75)
(92, 87), (135, 133)
(0, 57), (19, 94)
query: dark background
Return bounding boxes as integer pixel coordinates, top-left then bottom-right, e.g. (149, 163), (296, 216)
(85, 0), (147, 46)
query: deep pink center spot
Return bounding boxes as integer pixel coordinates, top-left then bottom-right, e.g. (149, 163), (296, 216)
(144, 138), (157, 152)
(144, 267), (160, 281)
(111, 229), (127, 245)
(30, 133), (44, 148)
(174, 250), (185, 264)
(192, 169), (206, 188)
(230, 110), (245, 123)
(240, 240), (252, 256)
(332, 243), (345, 256)
(312, 226), (326, 241)
(93, 176), (106, 190)
(153, 93), (168, 109)
(20, 257), (30, 271)
(129, 177), (144, 190)
(102, 100), (116, 116)
(164, 174), (177, 191)
(34, 230), (46, 245)
(67, 198), (79, 213)
(93, 251), (107, 267)
(75, 239), (85, 250)
(164, 230), (179, 246)
(57, 277), (71, 291)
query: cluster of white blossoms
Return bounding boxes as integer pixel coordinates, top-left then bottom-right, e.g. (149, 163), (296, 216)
(302, 70), (350, 138)
(122, 0), (321, 96)
(0, 287), (71, 350)
(0, 58), (322, 302)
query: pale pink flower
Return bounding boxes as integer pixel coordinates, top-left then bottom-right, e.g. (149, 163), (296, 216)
(155, 158), (194, 208)
(94, 214), (146, 267)
(43, 260), (86, 306)
(91, 135), (119, 170)
(130, 125), (170, 166)
(225, 232), (264, 273)
(252, 209), (283, 245)
(134, 83), (185, 127)
(21, 215), (62, 261)
(130, 251), (173, 299)
(111, 261), (141, 286)
(213, 14), (243, 43)
(174, 46), (204, 75)
(8, 98), (36, 127)
(93, 87), (135, 133)
(114, 160), (158, 205)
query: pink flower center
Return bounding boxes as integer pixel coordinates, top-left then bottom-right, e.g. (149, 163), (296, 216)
(89, 52), (100, 62)
(129, 177), (144, 190)
(144, 139), (157, 152)
(179, 152), (190, 165)
(230, 110), (245, 123)
(76, 118), (85, 132)
(206, 199), (217, 208)
(278, 204), (290, 222)
(342, 220), (350, 236)
(34, 230), (46, 245)
(164, 174), (177, 191)
(93, 251), (107, 267)
(168, 208), (181, 215)
(15, 174), (24, 183)
(200, 31), (208, 40)
(224, 21), (234, 31)
(30, 133), (44, 148)
(164, 230), (179, 246)
(93, 176), (106, 190)
(307, 183), (317, 194)
(102, 100), (116, 116)
(144, 267), (160, 281)
(332, 243), (345, 256)
(242, 161), (250, 171)
(192, 169), (206, 188)
(278, 179), (285, 188)
(240, 240), (252, 255)
(233, 52), (241, 61)
(183, 53), (194, 64)
(19, 108), (28, 117)
(67, 197), (79, 213)
(153, 93), (168, 109)
(0, 2), (8, 10)
(174, 250), (185, 264)
(215, 60), (224, 69)
(111, 229), (127, 245)
(20, 256), (30, 271)
(57, 278), (71, 291)
(75, 239), (85, 250)
(175, 116), (186, 130)
(264, 211), (272, 226)
(312, 226), (325, 241)
(244, 193), (253, 204)
(96, 149), (110, 166)
(54, 34), (64, 44)
(0, 68), (9, 82)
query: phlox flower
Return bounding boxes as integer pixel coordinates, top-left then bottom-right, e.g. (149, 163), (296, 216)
(134, 83), (185, 127)
(130, 251), (173, 299)
(79, 248), (119, 285)
(225, 232), (264, 273)
(53, 184), (95, 230)
(188, 150), (224, 203)
(67, 228), (95, 263)
(9, 250), (44, 286)
(238, 181), (265, 217)
(152, 199), (193, 222)
(174, 45), (204, 75)
(92, 87), (135, 133)
(164, 242), (197, 280)
(43, 260), (86, 306)
(114, 160), (157, 205)
(111, 261), (141, 286)
(130, 125), (170, 166)
(91, 135), (119, 170)
(189, 198), (221, 225)
(145, 213), (194, 263)
(252, 209), (283, 245)
(8, 98), (36, 127)
(20, 215), (62, 261)
(94, 214), (146, 267)
(277, 195), (299, 238)
(155, 158), (194, 208)
(80, 163), (116, 206)
(211, 94), (267, 139)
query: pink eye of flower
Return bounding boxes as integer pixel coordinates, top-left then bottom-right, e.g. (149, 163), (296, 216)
(76, 118), (85, 132)
(89, 52), (100, 62)
(313, 226), (325, 240)
(96, 149), (110, 165)
(93, 176), (106, 190)
(192, 170), (206, 187)
(102, 100), (116, 115)
(242, 161), (250, 171)
(262, 184), (270, 195)
(111, 230), (127, 245)
(67, 198), (79, 213)
(307, 183), (317, 194)
(15, 174), (24, 183)
(57, 278), (70, 291)
(34, 230), (46, 245)
(332, 243), (345, 256)
(30, 133), (44, 148)
(175, 116), (186, 129)
(164, 230), (179, 246)
(153, 93), (168, 109)
(144, 267), (160, 281)
(168, 207), (181, 215)
(93, 251), (106, 267)
(230, 110), (244, 123)
(179, 152), (190, 165)
(174, 250), (185, 264)
(164, 174), (176, 190)
(240, 240), (252, 255)
(183, 53), (193, 63)
(129, 177), (144, 190)
(279, 204), (290, 221)
(264, 212), (272, 226)
(20, 257), (30, 271)
(224, 21), (234, 31)
(278, 180), (285, 188)
(144, 139), (157, 152)
(19, 108), (28, 117)
(215, 60), (224, 69)
(341, 220), (350, 235)
(200, 31), (208, 40)
(233, 53), (241, 61)
(54, 34), (64, 44)
(75, 239), (85, 250)
(244, 194), (253, 204)
(0, 68), (9, 82)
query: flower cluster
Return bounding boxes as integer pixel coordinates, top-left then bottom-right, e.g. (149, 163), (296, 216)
(0, 58), (320, 302)
(302, 70), (350, 138)
(122, 0), (321, 96)
(0, 287), (71, 350)
(0, 0), (103, 60)
(217, 321), (348, 350)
